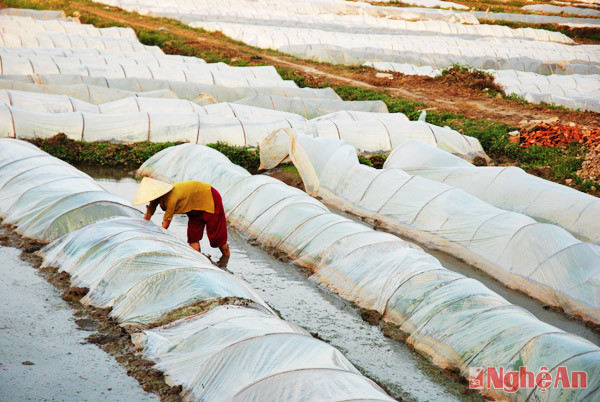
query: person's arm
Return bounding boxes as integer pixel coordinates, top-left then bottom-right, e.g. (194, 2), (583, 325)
(162, 195), (177, 228)
(145, 200), (158, 220)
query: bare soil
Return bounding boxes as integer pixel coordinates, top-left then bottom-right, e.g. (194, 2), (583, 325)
(263, 167), (305, 190)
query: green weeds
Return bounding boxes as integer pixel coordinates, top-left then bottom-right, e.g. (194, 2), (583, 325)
(276, 68), (310, 88)
(334, 86), (425, 120)
(26, 134), (180, 167)
(206, 142), (261, 173)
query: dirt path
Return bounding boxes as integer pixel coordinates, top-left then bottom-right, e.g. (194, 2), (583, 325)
(68, 2), (600, 128)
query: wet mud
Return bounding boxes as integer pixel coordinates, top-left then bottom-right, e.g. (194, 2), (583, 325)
(0, 221), (183, 401)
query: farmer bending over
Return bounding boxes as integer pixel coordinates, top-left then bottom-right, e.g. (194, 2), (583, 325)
(133, 178), (230, 266)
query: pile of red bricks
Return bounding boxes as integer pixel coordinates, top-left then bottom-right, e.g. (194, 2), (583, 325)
(519, 122), (600, 148)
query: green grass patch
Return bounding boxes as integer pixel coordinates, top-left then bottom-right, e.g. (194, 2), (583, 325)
(440, 64), (478, 76)
(357, 155), (373, 167)
(206, 142), (261, 173)
(27, 135), (263, 174)
(276, 68), (310, 88)
(26, 134), (180, 167)
(279, 164), (299, 175)
(501, 92), (528, 103)
(334, 86), (425, 120)
(358, 154), (388, 169)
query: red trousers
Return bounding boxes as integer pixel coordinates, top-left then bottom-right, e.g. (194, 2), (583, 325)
(186, 187), (228, 248)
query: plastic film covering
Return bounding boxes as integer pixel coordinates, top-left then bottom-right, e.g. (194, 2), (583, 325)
(0, 79), (180, 104)
(0, 52), (282, 81)
(107, 266), (272, 324)
(2, 98), (468, 155)
(474, 10), (600, 28)
(0, 15), (138, 39)
(36, 216), (271, 318)
(310, 119), (486, 158)
(100, 0), (478, 24)
(37, 208), (389, 402)
(523, 4), (600, 17)
(258, 118), (487, 170)
(0, 46), (192, 58)
(187, 16), (572, 42)
(110, 268), (268, 324)
(313, 110), (409, 122)
(283, 130), (600, 324)
(70, 234), (210, 291)
(104, 0), (600, 44)
(232, 369), (394, 402)
(0, 139), (141, 241)
(131, 306), (392, 400)
(491, 69), (600, 113)
(234, 94), (388, 118)
(40, 216), (166, 272)
(0, 48), (198, 61)
(385, 141), (600, 244)
(0, 54), (294, 88)
(92, 0), (600, 99)
(194, 21), (583, 63)
(0, 104), (309, 144)
(187, 14), (570, 41)
(0, 31), (158, 53)
(10, 73), (341, 102)
(281, 43), (599, 76)
(0, 8), (66, 19)
(138, 143), (600, 401)
(0, 89), (308, 121)
(131, 306), (307, 386)
(182, 333), (367, 401)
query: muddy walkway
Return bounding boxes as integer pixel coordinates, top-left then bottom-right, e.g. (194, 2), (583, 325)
(0, 245), (159, 401)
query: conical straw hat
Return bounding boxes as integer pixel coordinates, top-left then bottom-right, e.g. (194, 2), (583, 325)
(132, 177), (173, 205)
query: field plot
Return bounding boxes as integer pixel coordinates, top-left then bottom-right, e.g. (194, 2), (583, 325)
(95, 0), (600, 112)
(0, 2), (599, 402)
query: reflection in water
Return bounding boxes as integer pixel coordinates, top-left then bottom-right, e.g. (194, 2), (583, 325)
(77, 165), (136, 181)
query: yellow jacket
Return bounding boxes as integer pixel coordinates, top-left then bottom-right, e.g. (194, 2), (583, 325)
(148, 181), (214, 221)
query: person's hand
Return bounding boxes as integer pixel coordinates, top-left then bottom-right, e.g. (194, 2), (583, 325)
(144, 212), (152, 220)
(162, 220), (171, 229)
